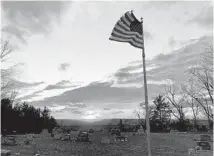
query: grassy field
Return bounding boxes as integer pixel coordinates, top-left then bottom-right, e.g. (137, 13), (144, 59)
(1, 132), (213, 156)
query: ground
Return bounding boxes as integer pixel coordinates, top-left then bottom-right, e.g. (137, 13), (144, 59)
(1, 132), (213, 156)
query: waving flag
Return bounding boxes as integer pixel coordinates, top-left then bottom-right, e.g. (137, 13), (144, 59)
(109, 11), (152, 156)
(109, 11), (143, 49)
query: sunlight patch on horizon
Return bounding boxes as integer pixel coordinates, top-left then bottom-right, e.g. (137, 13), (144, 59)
(83, 111), (100, 120)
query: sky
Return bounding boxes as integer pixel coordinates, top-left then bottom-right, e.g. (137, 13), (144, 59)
(1, 1), (213, 120)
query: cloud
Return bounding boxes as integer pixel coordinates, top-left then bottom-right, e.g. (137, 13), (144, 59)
(16, 79), (84, 102)
(6, 79), (44, 91)
(1, 1), (70, 44)
(49, 105), (85, 115)
(31, 81), (141, 105)
(72, 110), (84, 115)
(1, 26), (29, 44)
(112, 110), (124, 114)
(64, 107), (85, 115)
(30, 81), (164, 110)
(187, 4), (213, 29)
(111, 61), (160, 86)
(26, 35), (212, 113)
(103, 107), (111, 111)
(68, 103), (86, 108)
(16, 90), (43, 101)
(44, 80), (76, 90)
(85, 111), (98, 116)
(47, 105), (66, 113)
(58, 63), (71, 71)
(117, 64), (142, 73)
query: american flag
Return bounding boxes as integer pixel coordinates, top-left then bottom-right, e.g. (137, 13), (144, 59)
(109, 11), (143, 49)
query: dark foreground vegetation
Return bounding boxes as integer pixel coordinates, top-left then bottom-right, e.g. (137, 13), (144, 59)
(1, 98), (58, 135)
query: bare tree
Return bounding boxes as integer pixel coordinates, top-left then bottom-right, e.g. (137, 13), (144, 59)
(133, 109), (141, 121)
(1, 40), (12, 63)
(181, 81), (200, 131)
(133, 102), (153, 128)
(1, 40), (18, 99)
(182, 81), (213, 129)
(201, 45), (213, 72)
(189, 67), (213, 103)
(164, 83), (187, 122)
(185, 46), (213, 129)
(133, 106), (144, 126)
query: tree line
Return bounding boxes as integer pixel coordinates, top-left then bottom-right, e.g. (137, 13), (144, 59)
(146, 95), (210, 132)
(116, 94), (212, 133)
(134, 46), (213, 132)
(1, 98), (58, 135)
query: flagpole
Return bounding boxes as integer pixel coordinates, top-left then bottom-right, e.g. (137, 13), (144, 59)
(141, 17), (152, 156)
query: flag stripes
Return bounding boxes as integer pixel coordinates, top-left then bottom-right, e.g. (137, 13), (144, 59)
(115, 22), (143, 40)
(109, 11), (143, 49)
(110, 36), (143, 48)
(112, 28), (143, 44)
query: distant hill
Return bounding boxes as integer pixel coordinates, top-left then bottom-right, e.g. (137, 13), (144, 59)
(56, 118), (139, 126)
(56, 118), (210, 127)
(57, 119), (90, 126)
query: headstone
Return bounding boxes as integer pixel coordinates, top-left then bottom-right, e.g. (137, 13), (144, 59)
(60, 133), (70, 141)
(101, 136), (111, 144)
(54, 133), (62, 140)
(70, 130), (79, 135)
(188, 148), (195, 156)
(41, 129), (49, 136)
(114, 136), (128, 142)
(70, 131), (78, 141)
(200, 135), (212, 142)
(1, 149), (12, 156)
(25, 134), (34, 145)
(2, 136), (16, 146)
(196, 141), (211, 150)
(192, 144), (213, 156)
(135, 129), (144, 136)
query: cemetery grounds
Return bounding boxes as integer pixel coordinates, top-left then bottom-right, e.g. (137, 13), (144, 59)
(2, 132), (213, 156)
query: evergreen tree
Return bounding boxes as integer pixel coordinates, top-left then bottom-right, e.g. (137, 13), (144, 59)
(150, 95), (172, 132)
(1, 98), (58, 134)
